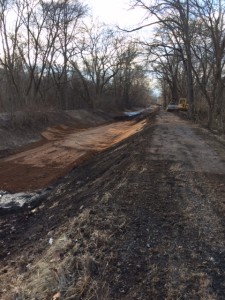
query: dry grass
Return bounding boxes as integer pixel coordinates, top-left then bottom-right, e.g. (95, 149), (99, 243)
(164, 266), (217, 300)
(9, 110), (49, 130)
(5, 200), (121, 300)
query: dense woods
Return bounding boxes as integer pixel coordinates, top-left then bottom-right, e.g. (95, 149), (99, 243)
(0, 0), (225, 132)
(0, 0), (151, 114)
(133, 0), (225, 131)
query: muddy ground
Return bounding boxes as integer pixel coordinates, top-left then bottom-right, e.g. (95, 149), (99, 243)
(0, 109), (113, 158)
(0, 118), (146, 193)
(1, 109), (225, 299)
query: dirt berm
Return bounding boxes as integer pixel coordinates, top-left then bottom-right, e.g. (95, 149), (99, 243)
(1, 109), (225, 299)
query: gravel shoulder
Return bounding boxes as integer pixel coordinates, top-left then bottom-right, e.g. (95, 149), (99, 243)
(1, 110), (225, 299)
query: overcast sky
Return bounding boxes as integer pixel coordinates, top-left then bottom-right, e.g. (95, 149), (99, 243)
(87, 0), (159, 94)
(87, 0), (147, 29)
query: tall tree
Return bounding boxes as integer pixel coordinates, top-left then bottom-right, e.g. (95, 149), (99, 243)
(74, 22), (125, 108)
(132, 0), (196, 116)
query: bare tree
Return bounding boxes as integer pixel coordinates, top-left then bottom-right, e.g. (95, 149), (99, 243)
(0, 0), (24, 110)
(131, 0), (225, 131)
(191, 0), (225, 130)
(0, 0), (88, 110)
(73, 22), (125, 108)
(0, 0), (151, 113)
(47, 0), (88, 108)
(131, 0), (197, 116)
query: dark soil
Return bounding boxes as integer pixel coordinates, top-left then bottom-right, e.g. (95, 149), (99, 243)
(1, 110), (225, 299)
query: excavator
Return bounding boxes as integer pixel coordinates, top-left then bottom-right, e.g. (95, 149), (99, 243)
(178, 98), (188, 111)
(166, 98), (188, 112)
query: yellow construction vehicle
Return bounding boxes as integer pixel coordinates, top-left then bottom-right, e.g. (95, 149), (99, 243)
(178, 98), (188, 111)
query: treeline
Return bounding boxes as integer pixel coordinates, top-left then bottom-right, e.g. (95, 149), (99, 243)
(0, 0), (151, 113)
(134, 0), (225, 131)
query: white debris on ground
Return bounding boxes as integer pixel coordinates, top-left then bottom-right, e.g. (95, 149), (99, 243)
(0, 190), (47, 212)
(124, 109), (146, 117)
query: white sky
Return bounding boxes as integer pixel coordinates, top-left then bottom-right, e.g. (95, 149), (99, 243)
(87, 0), (148, 29)
(87, 0), (160, 94)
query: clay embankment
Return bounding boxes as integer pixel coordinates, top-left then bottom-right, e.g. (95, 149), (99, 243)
(0, 118), (147, 192)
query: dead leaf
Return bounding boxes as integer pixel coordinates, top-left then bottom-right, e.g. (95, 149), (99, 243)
(52, 291), (61, 300)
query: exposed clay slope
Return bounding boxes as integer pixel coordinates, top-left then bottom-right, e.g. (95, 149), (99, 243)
(0, 118), (146, 192)
(0, 109), (112, 158)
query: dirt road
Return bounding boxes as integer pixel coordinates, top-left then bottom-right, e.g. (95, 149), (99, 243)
(0, 118), (146, 192)
(1, 110), (225, 299)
